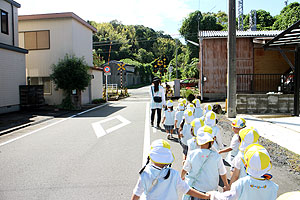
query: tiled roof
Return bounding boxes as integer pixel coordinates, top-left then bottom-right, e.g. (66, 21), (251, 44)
(199, 30), (282, 38)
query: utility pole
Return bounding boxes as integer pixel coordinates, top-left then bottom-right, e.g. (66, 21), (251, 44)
(227, 0), (237, 117)
(175, 39), (178, 79)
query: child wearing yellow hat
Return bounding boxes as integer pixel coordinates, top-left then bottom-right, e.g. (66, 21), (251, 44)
(131, 139), (210, 200)
(161, 100), (175, 139)
(204, 111), (224, 151)
(179, 109), (195, 160)
(219, 118), (246, 167)
(181, 126), (229, 200)
(175, 102), (185, 139)
(192, 99), (203, 118)
(230, 127), (260, 185)
(187, 118), (205, 154)
(208, 144), (278, 200)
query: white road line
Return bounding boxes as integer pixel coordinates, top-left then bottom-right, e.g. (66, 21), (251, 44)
(143, 102), (150, 166)
(0, 103), (109, 147)
(106, 115), (131, 134)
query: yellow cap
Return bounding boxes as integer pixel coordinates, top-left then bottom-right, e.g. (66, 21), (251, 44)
(239, 127), (260, 151)
(192, 99), (201, 107)
(232, 118), (246, 128)
(196, 126), (214, 145)
(244, 144), (272, 178)
(149, 139), (174, 164)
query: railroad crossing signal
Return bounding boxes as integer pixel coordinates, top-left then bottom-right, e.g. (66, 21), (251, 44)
(153, 56), (168, 75)
(117, 62), (126, 89)
(117, 63), (126, 71)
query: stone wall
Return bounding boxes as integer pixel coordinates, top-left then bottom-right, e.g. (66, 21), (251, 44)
(236, 94), (299, 114)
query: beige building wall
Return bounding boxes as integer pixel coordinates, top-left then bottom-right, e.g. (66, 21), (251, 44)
(0, 0), (19, 46)
(18, 14), (98, 105)
(72, 20), (93, 66)
(19, 18), (74, 77)
(0, 48), (26, 113)
(91, 69), (103, 100)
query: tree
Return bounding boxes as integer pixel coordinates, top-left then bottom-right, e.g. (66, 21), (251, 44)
(273, 2), (300, 30)
(243, 9), (275, 30)
(50, 54), (91, 109)
(179, 11), (223, 59)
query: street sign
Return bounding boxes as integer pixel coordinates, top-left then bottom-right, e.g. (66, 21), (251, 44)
(104, 66), (110, 73)
(104, 72), (111, 76)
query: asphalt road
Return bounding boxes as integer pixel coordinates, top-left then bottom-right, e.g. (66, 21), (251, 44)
(0, 85), (299, 199)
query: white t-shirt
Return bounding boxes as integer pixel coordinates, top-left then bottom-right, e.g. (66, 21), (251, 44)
(133, 165), (190, 199)
(164, 110), (175, 126)
(210, 176), (278, 200)
(183, 149), (227, 192)
(229, 134), (240, 157)
(150, 85), (166, 109)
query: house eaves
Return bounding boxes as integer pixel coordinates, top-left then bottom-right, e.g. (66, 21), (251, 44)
(18, 12), (97, 33)
(199, 30), (282, 39)
(4, 0), (20, 8)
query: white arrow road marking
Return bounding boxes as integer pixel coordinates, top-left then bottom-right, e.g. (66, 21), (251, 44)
(92, 115), (131, 138)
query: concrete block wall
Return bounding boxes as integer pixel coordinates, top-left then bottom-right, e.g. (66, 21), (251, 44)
(236, 94), (298, 114)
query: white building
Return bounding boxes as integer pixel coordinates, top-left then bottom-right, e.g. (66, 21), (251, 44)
(0, 0), (28, 114)
(18, 12), (103, 106)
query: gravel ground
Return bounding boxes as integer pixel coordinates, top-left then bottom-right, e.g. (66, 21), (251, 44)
(217, 114), (300, 195)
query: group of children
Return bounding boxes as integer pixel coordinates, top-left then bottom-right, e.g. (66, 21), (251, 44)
(131, 98), (279, 200)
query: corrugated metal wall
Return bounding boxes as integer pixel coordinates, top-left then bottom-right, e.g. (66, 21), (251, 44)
(201, 38), (253, 99)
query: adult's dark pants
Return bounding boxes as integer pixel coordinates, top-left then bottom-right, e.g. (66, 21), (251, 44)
(151, 108), (162, 126)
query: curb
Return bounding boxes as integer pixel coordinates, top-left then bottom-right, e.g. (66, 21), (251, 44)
(0, 103), (109, 137)
(0, 111), (70, 137)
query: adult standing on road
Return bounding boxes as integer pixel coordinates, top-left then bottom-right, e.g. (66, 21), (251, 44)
(150, 77), (166, 129)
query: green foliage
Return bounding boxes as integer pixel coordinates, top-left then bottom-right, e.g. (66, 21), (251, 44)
(182, 58), (199, 79)
(179, 11), (223, 59)
(273, 2), (300, 30)
(50, 54), (91, 93)
(182, 89), (194, 99)
(50, 54), (91, 109)
(120, 58), (152, 83)
(243, 10), (275, 30)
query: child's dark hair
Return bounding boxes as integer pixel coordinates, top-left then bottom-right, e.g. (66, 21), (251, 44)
(165, 106), (173, 111)
(139, 156), (171, 180)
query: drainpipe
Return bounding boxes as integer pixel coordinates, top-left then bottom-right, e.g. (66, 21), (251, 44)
(200, 37), (204, 101)
(11, 3), (15, 46)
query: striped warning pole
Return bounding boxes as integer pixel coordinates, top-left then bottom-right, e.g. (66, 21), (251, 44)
(120, 69), (123, 89)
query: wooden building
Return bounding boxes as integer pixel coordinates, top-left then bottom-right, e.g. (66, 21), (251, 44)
(198, 31), (295, 100)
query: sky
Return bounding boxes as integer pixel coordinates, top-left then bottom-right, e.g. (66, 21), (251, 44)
(17, 0), (299, 39)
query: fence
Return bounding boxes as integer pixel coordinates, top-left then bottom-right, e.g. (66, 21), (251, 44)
(103, 84), (118, 95)
(236, 73), (294, 94)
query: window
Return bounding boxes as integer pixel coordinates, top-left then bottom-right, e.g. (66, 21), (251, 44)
(1, 10), (8, 34)
(24, 30), (50, 50)
(29, 77), (52, 94)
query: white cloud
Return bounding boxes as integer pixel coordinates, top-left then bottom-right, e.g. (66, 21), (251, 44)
(17, 0), (193, 34)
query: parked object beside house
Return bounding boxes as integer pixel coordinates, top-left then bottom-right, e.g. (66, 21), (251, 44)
(18, 12), (103, 106)
(0, 0), (28, 114)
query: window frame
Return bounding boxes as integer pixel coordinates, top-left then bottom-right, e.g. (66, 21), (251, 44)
(1, 9), (9, 35)
(22, 30), (50, 50)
